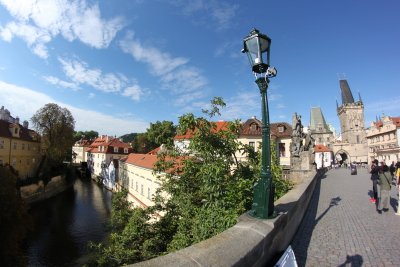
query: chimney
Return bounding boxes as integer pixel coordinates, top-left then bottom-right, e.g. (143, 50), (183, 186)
(15, 116), (20, 124)
(23, 120), (29, 129)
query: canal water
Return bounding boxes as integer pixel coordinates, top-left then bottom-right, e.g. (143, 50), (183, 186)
(23, 178), (112, 266)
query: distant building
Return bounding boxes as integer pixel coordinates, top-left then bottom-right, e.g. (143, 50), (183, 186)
(332, 80), (368, 164)
(173, 121), (229, 154)
(366, 115), (400, 163)
(314, 144), (333, 169)
(86, 135), (133, 185)
(0, 106), (42, 178)
(309, 107), (334, 149)
(237, 117), (292, 168)
(118, 153), (162, 209)
(72, 139), (92, 164)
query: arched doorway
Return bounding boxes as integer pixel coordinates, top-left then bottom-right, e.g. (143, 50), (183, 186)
(335, 150), (349, 167)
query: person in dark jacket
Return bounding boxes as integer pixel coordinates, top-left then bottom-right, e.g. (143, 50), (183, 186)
(369, 159), (379, 203)
(377, 162), (392, 213)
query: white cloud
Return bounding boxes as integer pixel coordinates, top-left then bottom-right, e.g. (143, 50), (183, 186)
(58, 57), (144, 99)
(0, 0), (125, 58)
(0, 80), (148, 135)
(221, 91), (259, 120)
(88, 92), (95, 98)
(122, 85), (143, 102)
(43, 75), (80, 91)
(119, 32), (208, 105)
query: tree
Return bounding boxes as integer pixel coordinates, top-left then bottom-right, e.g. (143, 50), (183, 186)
(131, 133), (151, 153)
(88, 97), (292, 265)
(0, 165), (31, 267)
(118, 133), (138, 143)
(73, 130), (99, 142)
(146, 121), (176, 149)
(31, 103), (75, 173)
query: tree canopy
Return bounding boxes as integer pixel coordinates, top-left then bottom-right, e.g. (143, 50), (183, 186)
(89, 97), (292, 266)
(31, 103), (75, 173)
(73, 130), (98, 142)
(130, 121), (176, 153)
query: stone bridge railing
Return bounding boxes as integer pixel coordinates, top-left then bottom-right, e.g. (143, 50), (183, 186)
(130, 168), (322, 267)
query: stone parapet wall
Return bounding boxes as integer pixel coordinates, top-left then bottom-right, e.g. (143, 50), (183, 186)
(130, 169), (323, 267)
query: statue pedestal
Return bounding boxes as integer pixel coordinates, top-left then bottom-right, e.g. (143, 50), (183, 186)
(290, 151), (315, 184)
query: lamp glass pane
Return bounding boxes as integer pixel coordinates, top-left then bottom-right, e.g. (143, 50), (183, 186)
(245, 37), (260, 66)
(259, 37), (270, 53)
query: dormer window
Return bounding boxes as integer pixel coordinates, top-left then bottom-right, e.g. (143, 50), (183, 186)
(278, 126), (285, 133)
(124, 148), (128, 153)
(250, 123), (258, 131)
(114, 147), (119, 153)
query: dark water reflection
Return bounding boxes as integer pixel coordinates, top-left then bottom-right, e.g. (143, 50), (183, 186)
(23, 178), (112, 266)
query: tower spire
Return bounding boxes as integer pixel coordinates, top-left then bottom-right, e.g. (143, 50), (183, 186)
(339, 79), (355, 104)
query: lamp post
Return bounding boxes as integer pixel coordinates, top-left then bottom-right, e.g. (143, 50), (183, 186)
(242, 28), (277, 219)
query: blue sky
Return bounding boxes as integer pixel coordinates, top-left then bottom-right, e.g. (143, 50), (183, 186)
(0, 0), (399, 137)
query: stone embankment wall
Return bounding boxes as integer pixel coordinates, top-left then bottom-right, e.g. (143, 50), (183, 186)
(20, 175), (72, 205)
(131, 168), (322, 267)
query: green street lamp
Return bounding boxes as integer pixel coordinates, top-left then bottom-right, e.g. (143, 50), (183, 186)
(242, 28), (277, 219)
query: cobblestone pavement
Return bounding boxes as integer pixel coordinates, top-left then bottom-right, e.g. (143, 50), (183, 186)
(291, 167), (400, 267)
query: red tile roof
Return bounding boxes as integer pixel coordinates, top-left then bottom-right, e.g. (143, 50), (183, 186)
(174, 121), (230, 140)
(125, 153), (158, 169)
(124, 153), (186, 174)
(314, 144), (331, 152)
(240, 118), (292, 138)
(85, 135), (132, 154)
(373, 117), (400, 128)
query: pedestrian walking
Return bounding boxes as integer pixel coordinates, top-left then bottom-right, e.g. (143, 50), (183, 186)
(396, 161), (400, 216)
(369, 159), (379, 203)
(390, 161), (396, 181)
(377, 162), (391, 214)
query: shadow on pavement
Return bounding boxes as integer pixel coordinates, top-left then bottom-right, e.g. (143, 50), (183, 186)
(290, 174), (342, 267)
(338, 254), (363, 267)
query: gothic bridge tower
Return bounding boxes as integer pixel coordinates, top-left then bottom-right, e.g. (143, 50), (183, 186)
(333, 79), (368, 164)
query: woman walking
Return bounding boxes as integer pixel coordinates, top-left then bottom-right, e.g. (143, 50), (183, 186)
(377, 162), (391, 214)
(370, 159), (379, 203)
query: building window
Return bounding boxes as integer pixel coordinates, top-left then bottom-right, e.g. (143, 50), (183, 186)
(22, 143), (25, 150)
(278, 143), (286, 157)
(250, 123), (258, 131)
(0, 140), (3, 149)
(12, 158), (16, 167)
(356, 135), (360, 144)
(136, 182), (138, 191)
(13, 142), (17, 149)
(14, 128), (18, 134)
(0, 159), (3, 165)
(278, 126), (284, 133)
(141, 184), (144, 195)
(148, 188), (151, 199)
(124, 148), (128, 153)
(114, 147), (119, 153)
(28, 144), (30, 150)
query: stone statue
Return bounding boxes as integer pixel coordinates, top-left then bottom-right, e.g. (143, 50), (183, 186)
(290, 112), (315, 157)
